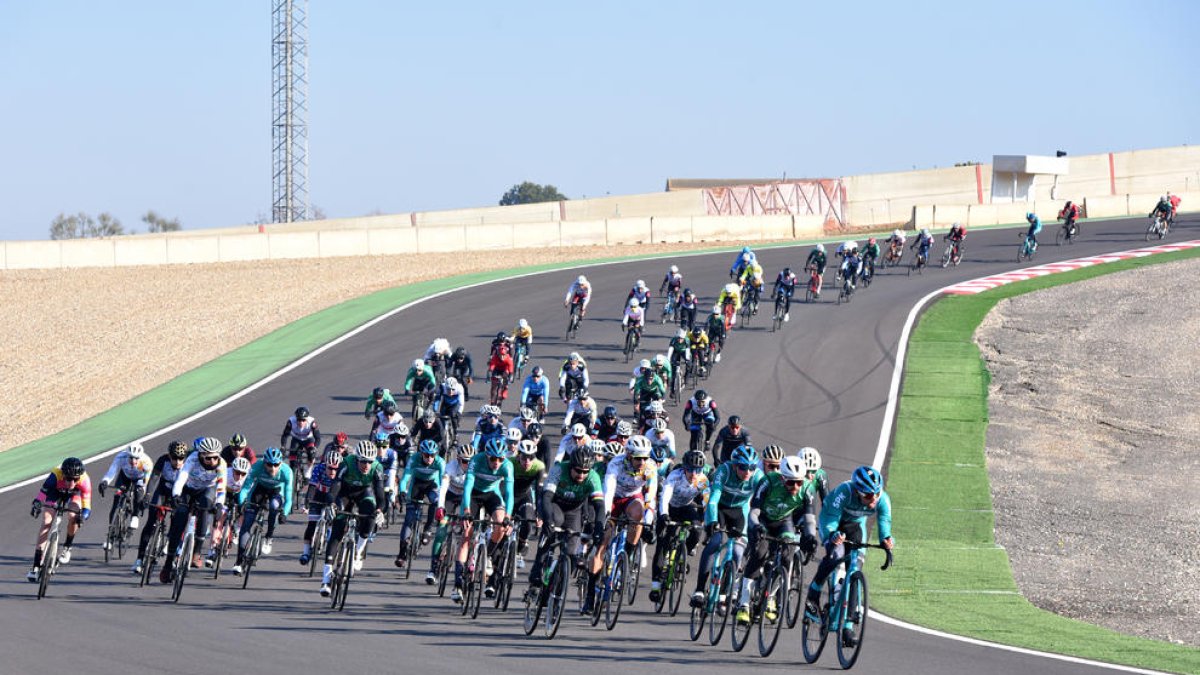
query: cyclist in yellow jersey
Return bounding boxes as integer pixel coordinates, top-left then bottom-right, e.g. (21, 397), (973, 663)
(511, 318), (534, 358)
(716, 283), (742, 327)
(739, 260), (765, 315)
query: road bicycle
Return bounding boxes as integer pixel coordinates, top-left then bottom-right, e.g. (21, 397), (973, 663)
(328, 509), (375, 611)
(804, 266), (822, 303)
(170, 500), (213, 603)
(209, 501), (241, 578)
(433, 514), (463, 597)
(307, 505), (334, 578)
(398, 499), (431, 580)
(488, 373), (510, 408)
(689, 525), (743, 645)
(941, 239), (964, 266)
(1017, 232), (1038, 262)
(770, 292), (789, 332)
(238, 500), (271, 589)
(513, 340), (529, 381)
(138, 504), (172, 588)
(461, 517), (494, 620)
(739, 284), (760, 328)
(523, 525), (584, 639)
(34, 497), (71, 599)
(622, 324), (643, 363)
(410, 387), (435, 422)
(590, 516), (635, 630)
(836, 276), (856, 306)
(734, 533), (805, 657)
(653, 518), (694, 617)
(492, 516), (530, 612)
(661, 289), (681, 324)
(103, 487), (135, 563)
(908, 249), (929, 275)
(858, 258), (875, 288)
(565, 299), (584, 340)
(1055, 220), (1078, 246)
(883, 242), (904, 267)
(1145, 214), (1169, 241)
(802, 540), (894, 669)
(722, 299), (737, 331)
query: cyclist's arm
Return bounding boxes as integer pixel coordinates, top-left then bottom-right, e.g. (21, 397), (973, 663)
(101, 454), (122, 486)
(460, 463), (476, 514)
(876, 491), (893, 542)
(601, 461), (619, 515)
(502, 463), (515, 515)
(281, 465), (294, 515)
(279, 421), (292, 448)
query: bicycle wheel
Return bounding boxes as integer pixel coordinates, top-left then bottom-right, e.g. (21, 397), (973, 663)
(309, 520), (326, 578)
(730, 574), (753, 652)
(801, 582), (832, 663)
(141, 520), (164, 588)
(942, 246), (953, 266)
(758, 568), (787, 657)
(499, 536), (518, 612)
(492, 537), (510, 609)
(523, 552), (548, 636)
(604, 551), (628, 630)
(668, 542), (688, 617)
(623, 330), (635, 362)
(334, 539), (354, 611)
(625, 543), (641, 606)
(785, 552), (805, 629)
(654, 547), (672, 614)
(105, 519), (118, 564)
(545, 552), (571, 639)
(242, 517), (262, 589)
(172, 532), (193, 603)
(37, 530), (59, 599)
(836, 571), (869, 669)
(708, 561), (734, 645)
(436, 525), (455, 597)
(468, 540), (486, 619)
(689, 588), (709, 641)
(1055, 227), (1067, 246)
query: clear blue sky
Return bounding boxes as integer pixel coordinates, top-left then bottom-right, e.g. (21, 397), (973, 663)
(1, 1), (1196, 240)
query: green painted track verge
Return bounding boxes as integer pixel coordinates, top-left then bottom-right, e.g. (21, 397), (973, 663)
(872, 246), (1200, 674)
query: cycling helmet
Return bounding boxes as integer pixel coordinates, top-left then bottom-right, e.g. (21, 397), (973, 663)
(601, 405), (618, 419)
(603, 441), (624, 460)
(731, 445), (759, 467)
(395, 423), (410, 437)
(761, 444), (784, 462)
(587, 438), (607, 455)
(520, 407), (536, 421)
(454, 346), (467, 358)
(919, 229), (929, 237)
(626, 435), (652, 458)
(531, 366), (543, 378)
(295, 406), (310, 419)
(61, 457), (85, 479)
(576, 275), (587, 285)
(334, 431), (349, 446)
(669, 265), (679, 274)
(747, 252), (757, 262)
(892, 229), (902, 238)
(263, 447), (284, 465)
(727, 414), (742, 427)
(322, 450), (342, 468)
(647, 400), (664, 414)
(1026, 212), (1035, 221)
(694, 389), (708, 403)
(422, 408), (437, 424)
(372, 386), (385, 399)
(197, 437), (222, 457)
(682, 450), (706, 470)
(639, 358), (651, 370)
(126, 442), (146, 460)
(798, 446), (822, 471)
(232, 457), (252, 474)
(629, 298), (640, 308)
(412, 358), (424, 370)
(229, 434), (247, 448)
(518, 318), (529, 329)
(677, 328), (687, 339)
(852, 465), (884, 494)
(867, 237), (876, 245)
(419, 440), (440, 456)
(526, 422), (543, 438)
(638, 280), (648, 290)
(382, 401), (398, 416)
(445, 376), (460, 389)
(486, 405), (502, 417)
(495, 331), (507, 341)
(724, 282), (739, 294)
(652, 418), (668, 433)
(653, 354), (666, 367)
(517, 439), (538, 457)
(568, 352), (581, 362)
(484, 437), (508, 458)
(616, 421), (633, 437)
(168, 441), (189, 460)
(373, 429), (389, 446)
(506, 427), (523, 443)
(570, 423), (588, 438)
(692, 325), (704, 336)
(780, 456), (806, 481)
(712, 306), (721, 315)
(458, 444), (477, 460)
(355, 440), (378, 462)
(570, 445), (596, 472)
(577, 388), (589, 400)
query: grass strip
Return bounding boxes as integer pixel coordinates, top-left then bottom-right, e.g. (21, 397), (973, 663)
(871, 245), (1200, 673)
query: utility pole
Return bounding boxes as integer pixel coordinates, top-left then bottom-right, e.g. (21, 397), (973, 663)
(272, 0), (309, 223)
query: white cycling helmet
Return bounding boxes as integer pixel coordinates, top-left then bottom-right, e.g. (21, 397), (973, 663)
(798, 446), (822, 471)
(920, 228), (930, 236)
(669, 265), (679, 274)
(577, 275), (587, 285)
(626, 435), (652, 458)
(412, 358), (424, 369)
(780, 456), (807, 481)
(506, 427), (523, 442)
(636, 279), (647, 290)
(892, 229), (902, 238)
(629, 298), (640, 308)
(816, 243), (825, 253)
(616, 420), (634, 436)
(517, 439), (538, 456)
(395, 422), (410, 437)
(571, 423), (588, 438)
(126, 442), (145, 460)
(725, 282), (739, 294)
(639, 358), (651, 369)
(568, 352), (581, 362)
(652, 417), (668, 433)
(518, 318), (529, 329)
(647, 400), (664, 414)
(355, 440), (378, 461)
(231, 457), (251, 473)
(676, 328), (687, 339)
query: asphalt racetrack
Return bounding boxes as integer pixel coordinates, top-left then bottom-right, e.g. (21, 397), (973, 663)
(2, 215), (1186, 675)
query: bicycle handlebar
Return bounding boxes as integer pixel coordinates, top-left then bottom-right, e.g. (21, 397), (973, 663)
(843, 540), (894, 571)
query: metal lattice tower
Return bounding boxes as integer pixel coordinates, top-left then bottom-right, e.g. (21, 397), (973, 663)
(272, 0), (309, 223)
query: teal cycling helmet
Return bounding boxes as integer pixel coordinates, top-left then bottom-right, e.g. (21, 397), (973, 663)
(1025, 212), (1035, 221)
(419, 439), (439, 456)
(731, 445), (758, 467)
(263, 447), (284, 465)
(851, 465), (884, 494)
(484, 437), (508, 458)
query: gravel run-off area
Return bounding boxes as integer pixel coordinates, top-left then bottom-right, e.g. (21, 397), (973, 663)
(975, 257), (1200, 648)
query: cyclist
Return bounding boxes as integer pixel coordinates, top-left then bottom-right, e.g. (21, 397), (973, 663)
(640, 399), (669, 436)
(561, 389), (598, 436)
(98, 442), (153, 537)
(860, 238), (880, 282)
(210, 455), (250, 566)
(508, 406), (538, 434)
(457, 437), (515, 601)
(632, 361), (666, 406)
(299, 450), (342, 566)
(486, 342), (515, 402)
(791, 446), (829, 556)
(730, 246), (755, 279)
(503, 426), (524, 457)
(221, 433), (257, 468)
(364, 386), (396, 420)
(556, 422), (593, 464)
(511, 439), (546, 569)
(1058, 201), (1080, 237)
(526, 445), (606, 598)
(433, 378), (464, 444)
(131, 440), (189, 575)
(449, 346), (475, 401)
(667, 327), (692, 372)
(804, 465), (894, 648)
(910, 228), (934, 265)
(423, 337), (453, 384)
(1024, 212), (1043, 250)
(771, 267), (798, 322)
(647, 418), (677, 466)
(714, 415), (751, 465)
(622, 297), (646, 337)
(558, 352), (590, 402)
(651, 449), (710, 605)
(564, 274), (593, 317)
(232, 446), (293, 574)
(944, 222), (967, 258)
(161, 437), (226, 583)
(388, 425), (414, 467)
(470, 404), (506, 453)
(520, 365), (550, 416)
(524, 422), (553, 470)
(590, 435), (658, 613)
(660, 265), (683, 311)
(885, 229), (906, 260)
(678, 287), (699, 330)
(841, 247), (862, 291)
(682, 389), (719, 451)
(320, 440), (387, 596)
(280, 406), (321, 474)
(691, 445), (763, 607)
(26, 457), (91, 581)
(394, 440), (446, 570)
(511, 318), (534, 359)
(1150, 195), (1173, 229)
(370, 400), (405, 439)
(414, 408), (445, 453)
(405, 358), (437, 408)
(805, 242), (828, 276)
(735, 455), (811, 624)
(715, 282), (742, 328)
(592, 405), (623, 443)
(377, 434), (401, 510)
(626, 280), (651, 313)
(430, 443), (474, 584)
(738, 256), (765, 313)
(686, 326), (710, 376)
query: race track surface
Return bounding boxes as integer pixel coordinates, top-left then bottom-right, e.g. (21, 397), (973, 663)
(3, 215), (1186, 674)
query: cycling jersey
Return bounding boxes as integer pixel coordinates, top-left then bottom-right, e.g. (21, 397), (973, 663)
(543, 460), (604, 506)
(364, 388), (396, 417)
(661, 272), (682, 293)
(565, 281), (592, 309)
(622, 306), (646, 327)
(173, 453), (227, 503)
(512, 325), (533, 341)
(687, 332), (710, 353)
(238, 459), (294, 515)
(147, 454), (183, 497)
(705, 461), (764, 525)
(281, 415), (319, 445)
(648, 430), (676, 460)
(773, 271), (798, 294)
(603, 454), (659, 514)
(36, 467), (93, 510)
(461, 454), (514, 515)
(306, 463), (339, 503)
(374, 410), (404, 436)
(225, 467), (248, 497)
(399, 455), (446, 496)
(627, 287), (651, 307)
(716, 289), (741, 310)
(438, 459), (469, 506)
(404, 365), (436, 392)
(819, 480), (892, 542)
(561, 398), (598, 434)
(752, 472), (807, 523)
(521, 374), (549, 405)
(659, 466), (710, 511)
(101, 450), (153, 485)
(512, 458), (546, 498)
(739, 261), (764, 286)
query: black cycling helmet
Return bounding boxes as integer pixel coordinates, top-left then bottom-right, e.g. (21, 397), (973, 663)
(682, 450), (706, 470)
(728, 414), (741, 426)
(168, 440), (189, 459)
(61, 457), (85, 479)
(570, 446), (596, 472)
(495, 331), (507, 341)
(372, 386), (385, 399)
(453, 345), (467, 358)
(230, 433), (248, 448)
(577, 388), (589, 400)
(382, 402), (397, 416)
(694, 389), (708, 401)
(602, 405), (618, 419)
(526, 422), (543, 439)
(295, 406), (310, 419)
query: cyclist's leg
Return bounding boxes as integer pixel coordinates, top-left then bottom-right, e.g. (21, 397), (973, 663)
(624, 497), (645, 553)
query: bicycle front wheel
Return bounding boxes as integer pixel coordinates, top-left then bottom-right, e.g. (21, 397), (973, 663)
(836, 571), (869, 669)
(785, 552), (805, 629)
(604, 551), (628, 630)
(758, 568), (787, 657)
(801, 588), (830, 663)
(668, 542), (688, 617)
(37, 530), (59, 599)
(468, 541), (486, 619)
(334, 540), (354, 611)
(709, 561), (735, 646)
(172, 533), (193, 603)
(545, 553), (571, 639)
(625, 543), (642, 606)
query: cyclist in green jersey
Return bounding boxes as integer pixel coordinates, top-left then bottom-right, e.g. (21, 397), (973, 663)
(511, 440), (546, 569)
(319, 440), (386, 597)
(526, 446), (606, 597)
(735, 455), (810, 623)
